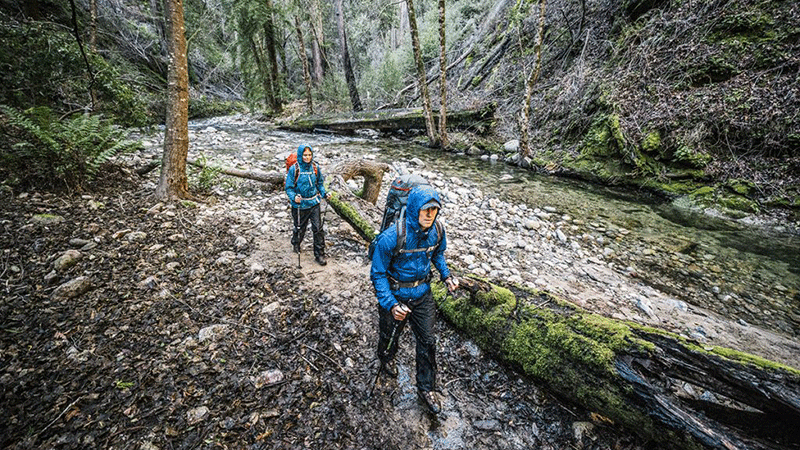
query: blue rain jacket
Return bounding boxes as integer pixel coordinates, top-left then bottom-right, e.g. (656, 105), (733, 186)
(370, 184), (451, 311)
(285, 144), (327, 210)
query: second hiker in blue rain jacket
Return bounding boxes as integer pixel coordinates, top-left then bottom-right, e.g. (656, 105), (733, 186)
(285, 144), (331, 265)
(370, 184), (458, 414)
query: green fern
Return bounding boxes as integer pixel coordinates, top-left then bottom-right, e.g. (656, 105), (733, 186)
(0, 105), (142, 191)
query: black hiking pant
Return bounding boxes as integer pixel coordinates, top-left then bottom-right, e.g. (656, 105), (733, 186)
(377, 289), (437, 392)
(291, 204), (325, 258)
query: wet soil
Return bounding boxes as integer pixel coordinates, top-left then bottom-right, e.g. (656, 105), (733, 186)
(0, 170), (646, 449)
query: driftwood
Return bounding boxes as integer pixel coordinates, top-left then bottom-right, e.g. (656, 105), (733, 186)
(330, 159), (390, 205)
(277, 104), (496, 136)
(433, 277), (800, 450)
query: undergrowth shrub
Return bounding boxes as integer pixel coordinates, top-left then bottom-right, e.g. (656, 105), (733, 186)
(0, 105), (142, 192)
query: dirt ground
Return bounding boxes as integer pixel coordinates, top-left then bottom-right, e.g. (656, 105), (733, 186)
(0, 169), (648, 449)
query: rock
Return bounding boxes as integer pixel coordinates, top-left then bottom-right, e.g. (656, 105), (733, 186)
(198, 324), (229, 342)
(186, 406), (209, 425)
(31, 214), (64, 225)
(52, 276), (92, 299)
(54, 249), (81, 271)
(473, 419), (502, 431)
(252, 369), (284, 388)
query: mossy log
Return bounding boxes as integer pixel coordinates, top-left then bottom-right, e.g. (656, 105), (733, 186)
(277, 104), (496, 136)
(431, 277), (800, 450)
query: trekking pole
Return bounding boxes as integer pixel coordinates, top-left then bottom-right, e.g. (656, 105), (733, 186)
(368, 314), (406, 398)
(293, 207), (301, 269)
(321, 196), (328, 230)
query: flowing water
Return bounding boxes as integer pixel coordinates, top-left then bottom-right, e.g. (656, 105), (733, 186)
(191, 117), (800, 339)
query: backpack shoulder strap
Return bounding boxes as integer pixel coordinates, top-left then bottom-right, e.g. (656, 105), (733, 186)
(393, 208), (406, 256)
(295, 161), (320, 184)
(394, 213), (444, 257)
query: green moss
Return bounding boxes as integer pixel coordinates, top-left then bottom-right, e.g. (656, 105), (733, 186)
(640, 130), (661, 154)
(725, 179), (754, 195)
(690, 186), (715, 199)
(327, 190), (376, 240)
(580, 114), (625, 158)
(718, 194), (760, 214)
(673, 145), (712, 168)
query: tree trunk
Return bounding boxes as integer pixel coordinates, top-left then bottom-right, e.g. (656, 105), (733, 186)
(264, 0), (282, 114)
(250, 36), (271, 110)
(155, 0), (191, 200)
(406, 0), (438, 146)
(186, 158), (285, 189)
(434, 277), (800, 450)
(437, 0), (448, 149)
(335, 0), (362, 112)
(518, 0), (547, 158)
(279, 104), (496, 135)
(330, 159), (390, 205)
(309, 0), (325, 84)
(89, 0), (97, 51)
(294, 14), (314, 114)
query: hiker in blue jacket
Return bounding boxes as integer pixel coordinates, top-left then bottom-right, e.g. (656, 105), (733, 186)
(370, 184), (458, 414)
(285, 144), (331, 266)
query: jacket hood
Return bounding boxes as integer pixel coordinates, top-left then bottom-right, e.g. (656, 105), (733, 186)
(406, 184), (441, 232)
(296, 144), (313, 168)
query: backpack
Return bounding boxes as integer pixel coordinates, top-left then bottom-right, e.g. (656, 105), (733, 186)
(367, 174), (444, 261)
(285, 152), (318, 184)
(379, 174), (429, 232)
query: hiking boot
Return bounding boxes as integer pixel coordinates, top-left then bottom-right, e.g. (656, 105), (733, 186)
(315, 255), (327, 266)
(418, 390), (441, 414)
(293, 243), (300, 253)
(381, 360), (398, 378)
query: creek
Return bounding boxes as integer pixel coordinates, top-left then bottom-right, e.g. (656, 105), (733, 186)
(189, 115), (800, 341)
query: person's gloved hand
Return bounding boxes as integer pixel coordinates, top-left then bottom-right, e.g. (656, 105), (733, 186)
(294, 194), (301, 203)
(391, 303), (411, 321)
(445, 276), (459, 292)
(325, 192), (332, 200)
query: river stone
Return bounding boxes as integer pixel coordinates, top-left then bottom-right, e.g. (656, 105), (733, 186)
(187, 406), (209, 425)
(198, 324), (229, 342)
(52, 276), (92, 299)
(54, 249), (81, 271)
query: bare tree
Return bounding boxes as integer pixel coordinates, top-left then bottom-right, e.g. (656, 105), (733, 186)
(437, 0), (448, 149)
(406, 0), (437, 146)
(155, 0), (191, 200)
(294, 14), (314, 113)
(335, 0), (362, 111)
(519, 0), (547, 158)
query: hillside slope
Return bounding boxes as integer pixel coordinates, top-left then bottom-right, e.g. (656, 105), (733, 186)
(444, 0), (799, 217)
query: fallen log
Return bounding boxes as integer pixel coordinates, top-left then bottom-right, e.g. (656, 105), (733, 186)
(277, 104), (496, 136)
(187, 158), (285, 189)
(432, 277), (800, 450)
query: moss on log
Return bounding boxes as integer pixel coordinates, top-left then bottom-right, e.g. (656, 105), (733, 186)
(432, 277), (800, 450)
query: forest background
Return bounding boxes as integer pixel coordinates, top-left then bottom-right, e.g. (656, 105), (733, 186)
(0, 0), (798, 217)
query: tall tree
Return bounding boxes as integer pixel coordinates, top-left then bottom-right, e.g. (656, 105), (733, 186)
(406, 0), (437, 146)
(264, 0), (283, 114)
(308, 0), (325, 84)
(437, 0), (448, 149)
(334, 0), (362, 111)
(294, 14), (314, 113)
(156, 0), (191, 200)
(518, 0), (547, 158)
